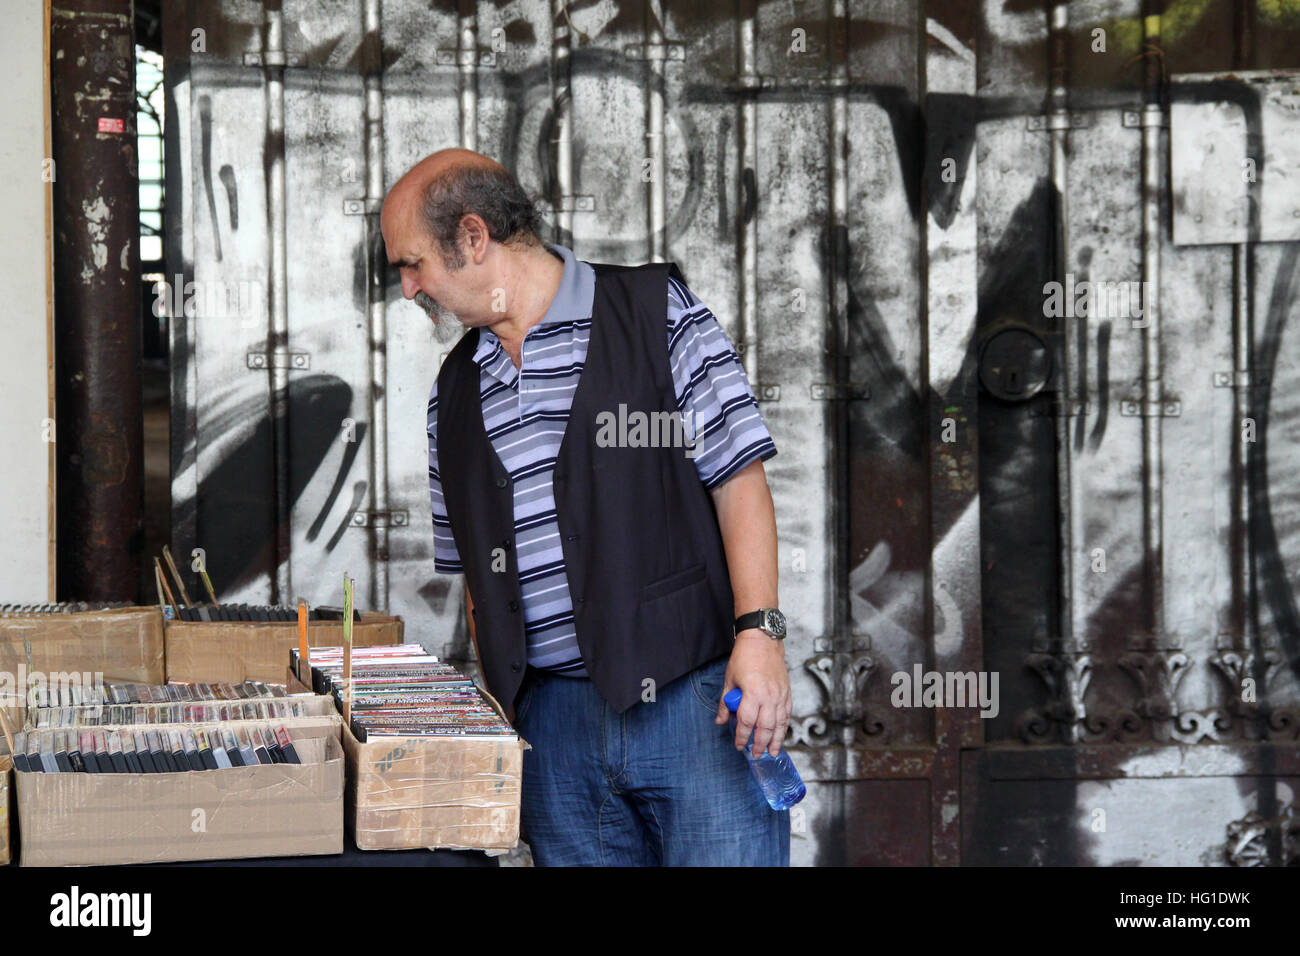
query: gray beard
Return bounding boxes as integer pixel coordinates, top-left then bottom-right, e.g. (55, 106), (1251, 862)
(414, 291), (454, 324)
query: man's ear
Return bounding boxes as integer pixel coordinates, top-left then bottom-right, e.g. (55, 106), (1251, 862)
(461, 214), (491, 264)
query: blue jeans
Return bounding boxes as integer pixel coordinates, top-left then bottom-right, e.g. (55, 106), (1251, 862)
(511, 654), (790, 866)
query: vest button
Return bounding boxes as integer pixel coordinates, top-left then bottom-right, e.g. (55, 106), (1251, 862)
(502, 539), (512, 551)
(510, 661), (521, 672)
(565, 534), (579, 541)
(508, 600), (519, 612)
(495, 477), (508, 488)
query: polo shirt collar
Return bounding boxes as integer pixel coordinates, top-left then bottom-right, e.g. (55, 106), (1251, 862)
(472, 243), (593, 380)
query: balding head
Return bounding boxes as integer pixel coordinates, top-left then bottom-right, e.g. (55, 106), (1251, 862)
(380, 150), (553, 330)
(382, 149), (541, 271)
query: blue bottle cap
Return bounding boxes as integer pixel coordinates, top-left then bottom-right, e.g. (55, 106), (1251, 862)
(723, 688), (742, 712)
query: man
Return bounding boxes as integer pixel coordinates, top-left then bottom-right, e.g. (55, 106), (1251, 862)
(381, 148), (793, 866)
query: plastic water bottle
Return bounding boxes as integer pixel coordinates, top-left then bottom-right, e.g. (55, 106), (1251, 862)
(724, 688), (806, 810)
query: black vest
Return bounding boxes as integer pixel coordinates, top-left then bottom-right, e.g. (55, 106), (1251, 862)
(436, 260), (736, 716)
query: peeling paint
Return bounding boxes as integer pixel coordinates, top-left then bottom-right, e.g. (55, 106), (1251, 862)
(941, 801), (959, 826)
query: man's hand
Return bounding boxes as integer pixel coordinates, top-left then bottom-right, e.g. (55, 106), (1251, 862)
(716, 631), (791, 758)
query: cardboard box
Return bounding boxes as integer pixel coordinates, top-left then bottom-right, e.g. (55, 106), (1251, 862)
(0, 608), (166, 727)
(0, 752), (11, 866)
(16, 732), (344, 866)
(287, 662), (526, 851)
(165, 612), (403, 684)
(343, 723), (525, 851)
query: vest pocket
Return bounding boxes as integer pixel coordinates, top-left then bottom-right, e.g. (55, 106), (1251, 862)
(635, 563), (710, 682)
(638, 562), (706, 602)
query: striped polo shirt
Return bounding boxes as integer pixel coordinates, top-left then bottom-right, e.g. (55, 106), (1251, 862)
(427, 242), (777, 676)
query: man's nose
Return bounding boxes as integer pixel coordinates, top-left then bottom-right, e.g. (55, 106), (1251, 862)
(400, 272), (419, 299)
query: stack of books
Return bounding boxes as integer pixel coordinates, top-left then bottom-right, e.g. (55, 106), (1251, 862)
(293, 644), (517, 741)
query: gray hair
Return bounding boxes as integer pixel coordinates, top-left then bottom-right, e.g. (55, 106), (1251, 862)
(421, 164), (543, 269)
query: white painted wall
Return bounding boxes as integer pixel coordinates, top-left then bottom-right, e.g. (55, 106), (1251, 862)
(0, 0), (54, 601)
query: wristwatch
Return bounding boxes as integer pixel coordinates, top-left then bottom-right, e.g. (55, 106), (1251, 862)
(734, 608), (787, 640)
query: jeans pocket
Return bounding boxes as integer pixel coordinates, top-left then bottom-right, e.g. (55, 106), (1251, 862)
(688, 656), (728, 714)
(513, 674), (539, 726)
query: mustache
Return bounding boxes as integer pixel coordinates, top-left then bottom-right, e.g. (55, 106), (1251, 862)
(414, 291), (444, 322)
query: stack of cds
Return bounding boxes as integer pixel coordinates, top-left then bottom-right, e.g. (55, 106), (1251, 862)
(172, 603), (361, 622)
(0, 600), (133, 616)
(31, 680), (287, 709)
(293, 644), (517, 741)
(31, 697), (312, 729)
(10, 724), (302, 773)
(9, 678), (324, 775)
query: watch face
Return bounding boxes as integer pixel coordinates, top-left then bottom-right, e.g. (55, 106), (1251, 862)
(764, 609), (787, 637)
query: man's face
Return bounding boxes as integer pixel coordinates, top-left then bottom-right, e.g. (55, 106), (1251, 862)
(381, 199), (472, 327)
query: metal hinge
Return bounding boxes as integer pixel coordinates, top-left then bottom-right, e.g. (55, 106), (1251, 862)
(247, 350), (310, 371)
(549, 195), (596, 214)
(243, 51), (305, 68)
(1123, 108), (1168, 129)
(435, 49), (497, 68)
(810, 382), (871, 401)
(343, 198), (382, 216)
(1119, 398), (1181, 417)
(350, 510), (409, 528)
(624, 41), (685, 62)
(754, 384), (781, 402)
(1026, 112), (1091, 132)
(1213, 370), (1270, 388)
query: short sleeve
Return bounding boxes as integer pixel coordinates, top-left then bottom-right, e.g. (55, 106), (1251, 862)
(427, 382), (465, 573)
(666, 273), (777, 489)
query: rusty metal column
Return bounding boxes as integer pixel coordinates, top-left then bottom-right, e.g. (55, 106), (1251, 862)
(809, 0), (852, 866)
(827, 0), (851, 663)
(643, 0), (667, 261)
(736, 0), (759, 384)
(1228, 6), (1257, 658)
(456, 0), (477, 151)
(253, 0), (293, 603)
(550, 0), (575, 244)
(1138, 8), (1166, 643)
(1226, 0), (1280, 865)
(51, 0), (142, 601)
(362, 0), (391, 608)
(922, 11), (982, 867)
(1047, 1), (1085, 657)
